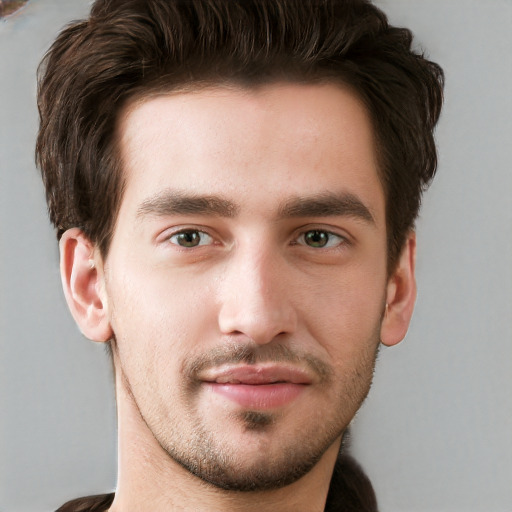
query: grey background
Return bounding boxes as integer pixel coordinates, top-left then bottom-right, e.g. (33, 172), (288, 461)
(1, 0), (511, 510)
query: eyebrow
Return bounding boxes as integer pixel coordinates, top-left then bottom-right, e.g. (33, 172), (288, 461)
(136, 190), (375, 225)
(278, 192), (375, 224)
(137, 191), (239, 219)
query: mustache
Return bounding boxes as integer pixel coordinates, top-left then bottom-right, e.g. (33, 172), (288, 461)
(182, 343), (333, 383)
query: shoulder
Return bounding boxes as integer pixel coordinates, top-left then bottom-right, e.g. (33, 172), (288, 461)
(55, 493), (115, 512)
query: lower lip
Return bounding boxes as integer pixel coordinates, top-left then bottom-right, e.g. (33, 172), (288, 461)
(205, 382), (306, 409)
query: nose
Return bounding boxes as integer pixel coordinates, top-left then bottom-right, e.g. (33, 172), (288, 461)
(217, 244), (297, 345)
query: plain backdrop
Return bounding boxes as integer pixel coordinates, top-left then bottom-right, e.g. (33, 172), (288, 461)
(1, 0), (511, 510)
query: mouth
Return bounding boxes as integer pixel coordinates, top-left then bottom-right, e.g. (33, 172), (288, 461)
(200, 364), (311, 409)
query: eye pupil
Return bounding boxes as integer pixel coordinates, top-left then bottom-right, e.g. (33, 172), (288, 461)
(177, 231), (200, 247)
(305, 230), (328, 247)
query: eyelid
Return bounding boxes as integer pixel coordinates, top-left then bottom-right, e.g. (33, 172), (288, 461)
(293, 226), (352, 248)
(156, 225), (217, 245)
(171, 230), (213, 247)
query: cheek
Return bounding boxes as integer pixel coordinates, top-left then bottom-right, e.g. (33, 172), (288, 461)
(299, 263), (386, 361)
(106, 265), (219, 373)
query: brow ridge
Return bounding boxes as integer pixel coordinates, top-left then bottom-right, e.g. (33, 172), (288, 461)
(278, 192), (375, 224)
(137, 190), (239, 218)
(136, 190), (375, 224)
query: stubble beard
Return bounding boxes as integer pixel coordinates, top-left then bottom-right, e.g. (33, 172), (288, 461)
(117, 340), (380, 492)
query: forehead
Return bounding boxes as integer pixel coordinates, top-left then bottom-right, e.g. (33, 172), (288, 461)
(116, 82), (384, 221)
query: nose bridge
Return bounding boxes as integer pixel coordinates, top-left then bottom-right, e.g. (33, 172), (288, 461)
(217, 239), (297, 343)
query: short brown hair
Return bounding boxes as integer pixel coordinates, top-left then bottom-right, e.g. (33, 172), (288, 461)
(36, 0), (444, 269)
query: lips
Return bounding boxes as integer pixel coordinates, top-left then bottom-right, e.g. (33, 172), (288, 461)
(200, 364), (311, 409)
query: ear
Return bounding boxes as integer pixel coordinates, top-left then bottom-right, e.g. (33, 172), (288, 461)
(59, 228), (113, 342)
(380, 231), (417, 347)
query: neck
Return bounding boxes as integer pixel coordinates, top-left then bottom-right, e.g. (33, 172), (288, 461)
(109, 371), (340, 512)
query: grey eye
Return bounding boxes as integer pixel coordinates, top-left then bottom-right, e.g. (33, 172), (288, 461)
(169, 230), (213, 248)
(305, 230), (329, 247)
(299, 230), (344, 249)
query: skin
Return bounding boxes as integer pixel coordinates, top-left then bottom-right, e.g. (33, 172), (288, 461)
(60, 83), (416, 511)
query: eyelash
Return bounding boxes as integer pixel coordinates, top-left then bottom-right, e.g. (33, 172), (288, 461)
(294, 229), (348, 249)
(165, 227), (348, 250)
(167, 229), (214, 248)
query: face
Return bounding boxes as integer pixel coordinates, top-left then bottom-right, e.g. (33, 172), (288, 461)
(104, 83), (389, 490)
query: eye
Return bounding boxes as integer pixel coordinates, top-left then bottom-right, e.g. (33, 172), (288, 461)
(168, 229), (213, 248)
(297, 229), (346, 249)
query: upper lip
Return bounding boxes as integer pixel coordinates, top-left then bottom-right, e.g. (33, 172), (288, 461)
(200, 364), (313, 385)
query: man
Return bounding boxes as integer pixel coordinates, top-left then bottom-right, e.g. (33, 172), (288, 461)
(36, 0), (443, 510)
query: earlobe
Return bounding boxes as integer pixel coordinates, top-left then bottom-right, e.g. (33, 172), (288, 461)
(59, 228), (113, 342)
(380, 232), (417, 347)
